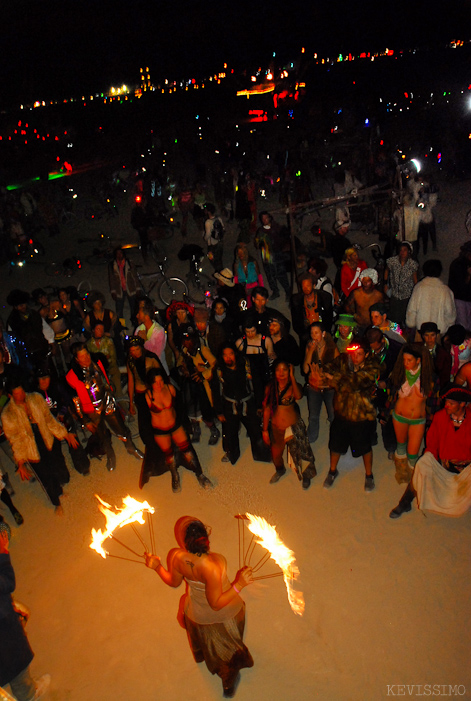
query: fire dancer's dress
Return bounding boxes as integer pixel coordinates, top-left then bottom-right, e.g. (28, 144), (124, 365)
(183, 572), (254, 683)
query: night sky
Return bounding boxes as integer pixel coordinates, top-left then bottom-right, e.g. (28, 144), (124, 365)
(2, 0), (471, 107)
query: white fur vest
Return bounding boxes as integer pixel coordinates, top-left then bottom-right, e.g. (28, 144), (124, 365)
(2, 392), (68, 464)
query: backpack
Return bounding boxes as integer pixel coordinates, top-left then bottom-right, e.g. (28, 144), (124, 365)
(211, 217), (225, 242)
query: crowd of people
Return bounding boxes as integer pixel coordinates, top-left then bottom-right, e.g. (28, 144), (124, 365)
(1, 172), (471, 698)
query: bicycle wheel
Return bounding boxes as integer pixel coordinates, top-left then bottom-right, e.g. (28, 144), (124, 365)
(187, 273), (217, 304)
(158, 277), (188, 306)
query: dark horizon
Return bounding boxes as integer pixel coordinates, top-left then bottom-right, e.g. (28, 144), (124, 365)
(3, 0), (471, 107)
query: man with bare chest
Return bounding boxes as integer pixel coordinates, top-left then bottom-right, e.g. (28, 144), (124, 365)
(345, 268), (384, 330)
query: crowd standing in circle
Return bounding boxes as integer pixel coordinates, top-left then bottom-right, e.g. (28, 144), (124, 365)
(2, 168), (471, 698)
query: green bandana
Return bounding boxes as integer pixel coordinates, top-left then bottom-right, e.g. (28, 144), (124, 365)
(405, 366), (421, 387)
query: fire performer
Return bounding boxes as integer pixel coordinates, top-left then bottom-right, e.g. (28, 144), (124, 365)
(145, 516), (254, 698)
(66, 343), (143, 472)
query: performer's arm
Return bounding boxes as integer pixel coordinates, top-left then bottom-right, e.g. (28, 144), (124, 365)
(204, 561), (253, 611)
(145, 548), (184, 588)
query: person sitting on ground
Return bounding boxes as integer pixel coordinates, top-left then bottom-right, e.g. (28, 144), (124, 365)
(369, 302), (405, 344)
(345, 268), (384, 331)
(333, 314), (358, 354)
(389, 386), (471, 519)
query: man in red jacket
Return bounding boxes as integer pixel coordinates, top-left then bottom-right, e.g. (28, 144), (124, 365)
(66, 343), (143, 471)
(390, 386), (471, 518)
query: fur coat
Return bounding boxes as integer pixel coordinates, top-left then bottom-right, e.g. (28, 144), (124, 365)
(325, 353), (382, 422)
(2, 392), (68, 464)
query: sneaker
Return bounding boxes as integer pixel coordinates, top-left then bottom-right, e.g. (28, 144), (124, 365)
(388, 452), (395, 461)
(364, 475), (375, 492)
(323, 469), (339, 489)
(106, 452), (116, 472)
(197, 474), (213, 489)
(269, 468), (286, 484)
(34, 674), (51, 699)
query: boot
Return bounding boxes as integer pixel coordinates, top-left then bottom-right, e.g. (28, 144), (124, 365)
(394, 455), (412, 484)
(106, 450), (116, 472)
(191, 421), (201, 443)
(167, 457), (181, 493)
(389, 482), (416, 519)
(208, 424), (220, 446)
(302, 464), (317, 490)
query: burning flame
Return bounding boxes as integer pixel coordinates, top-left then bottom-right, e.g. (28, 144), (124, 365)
(246, 513), (305, 616)
(90, 495), (155, 559)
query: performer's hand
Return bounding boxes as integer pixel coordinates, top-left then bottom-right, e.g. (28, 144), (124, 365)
(137, 330), (147, 341)
(145, 553), (161, 571)
(235, 566), (254, 589)
(65, 433), (80, 449)
(17, 461), (32, 481)
(217, 414), (226, 423)
(129, 403), (136, 416)
(85, 422), (96, 434)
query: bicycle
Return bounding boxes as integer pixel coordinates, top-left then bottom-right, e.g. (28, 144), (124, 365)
(45, 256), (83, 278)
(79, 234), (140, 266)
(178, 244), (216, 305)
(136, 259), (189, 307)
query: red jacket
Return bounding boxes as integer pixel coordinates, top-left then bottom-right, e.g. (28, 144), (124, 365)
(66, 360), (111, 415)
(425, 408), (471, 464)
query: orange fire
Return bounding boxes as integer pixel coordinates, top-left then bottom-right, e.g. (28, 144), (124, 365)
(90, 494), (155, 559)
(246, 513), (305, 616)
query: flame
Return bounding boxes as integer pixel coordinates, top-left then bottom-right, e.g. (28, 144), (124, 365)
(90, 495), (155, 559)
(245, 513), (304, 616)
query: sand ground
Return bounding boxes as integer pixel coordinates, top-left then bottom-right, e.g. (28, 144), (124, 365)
(1, 173), (471, 701)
